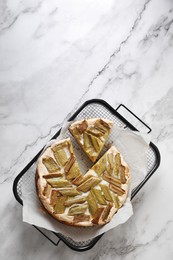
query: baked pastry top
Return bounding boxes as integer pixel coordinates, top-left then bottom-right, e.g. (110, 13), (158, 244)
(36, 137), (130, 227)
(69, 118), (113, 162)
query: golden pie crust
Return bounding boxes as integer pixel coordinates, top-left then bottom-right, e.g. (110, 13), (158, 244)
(36, 136), (130, 227)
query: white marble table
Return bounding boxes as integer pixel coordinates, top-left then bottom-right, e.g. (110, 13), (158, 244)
(0, 0), (173, 259)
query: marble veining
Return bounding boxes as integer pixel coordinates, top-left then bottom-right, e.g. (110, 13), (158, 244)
(0, 0), (173, 259)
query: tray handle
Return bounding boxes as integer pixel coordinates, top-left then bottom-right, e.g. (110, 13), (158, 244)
(115, 104), (152, 134)
(34, 226), (60, 246)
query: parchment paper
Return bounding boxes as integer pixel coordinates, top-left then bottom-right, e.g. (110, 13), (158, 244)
(22, 123), (150, 242)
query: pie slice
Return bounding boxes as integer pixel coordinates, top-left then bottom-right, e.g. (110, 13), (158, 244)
(36, 137), (130, 227)
(68, 118), (113, 162)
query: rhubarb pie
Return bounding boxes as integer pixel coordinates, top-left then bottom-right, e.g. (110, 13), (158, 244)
(36, 138), (130, 227)
(69, 118), (113, 162)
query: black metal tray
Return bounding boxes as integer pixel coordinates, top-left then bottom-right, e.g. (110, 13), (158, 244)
(13, 99), (161, 251)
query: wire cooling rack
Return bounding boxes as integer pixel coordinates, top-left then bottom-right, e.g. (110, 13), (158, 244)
(13, 99), (161, 251)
